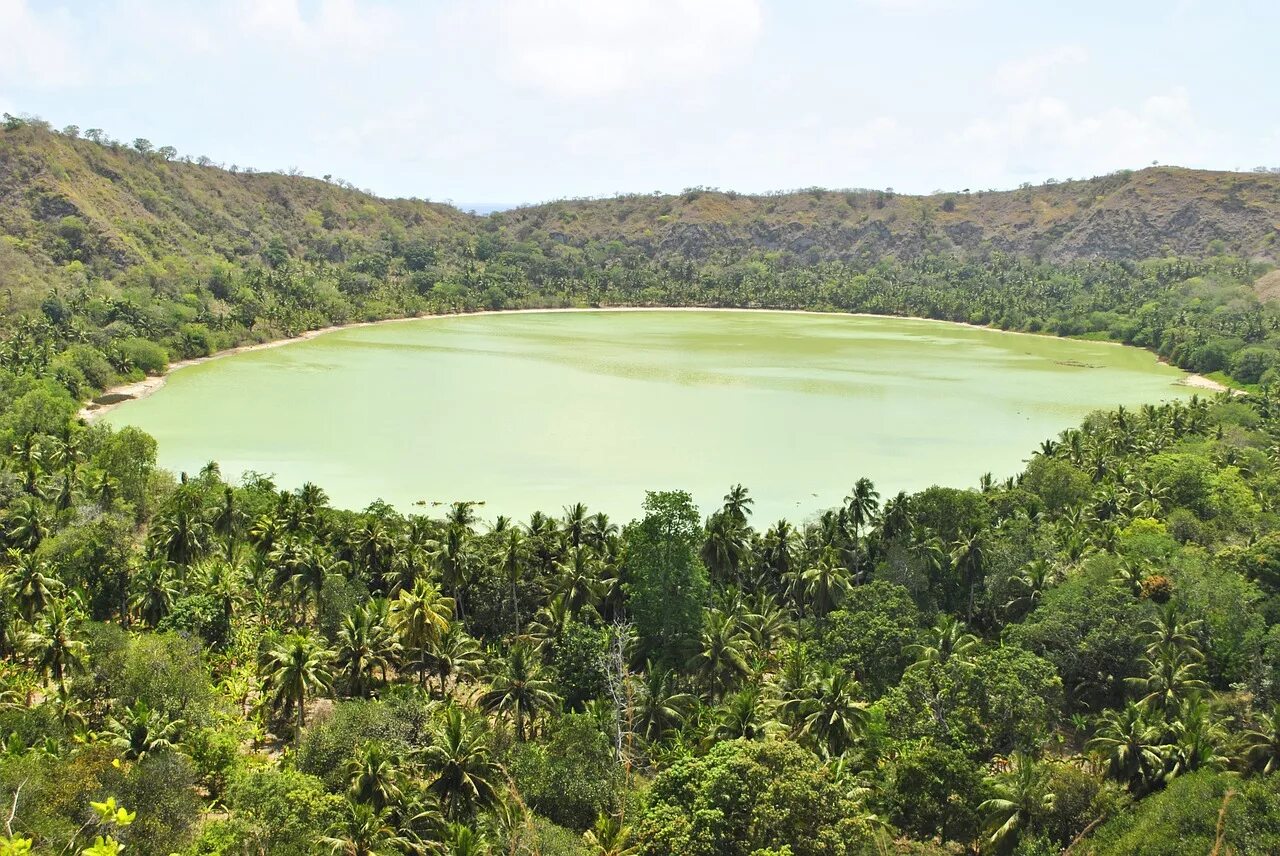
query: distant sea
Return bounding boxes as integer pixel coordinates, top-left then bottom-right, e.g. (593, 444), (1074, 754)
(456, 202), (519, 215)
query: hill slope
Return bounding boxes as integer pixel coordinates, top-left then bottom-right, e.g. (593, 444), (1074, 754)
(3, 122), (1279, 318)
(496, 168), (1280, 264)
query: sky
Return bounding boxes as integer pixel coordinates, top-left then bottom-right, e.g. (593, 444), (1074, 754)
(2, 0), (1278, 206)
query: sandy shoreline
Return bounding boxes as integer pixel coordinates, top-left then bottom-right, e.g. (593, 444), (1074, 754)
(77, 305), (1228, 422)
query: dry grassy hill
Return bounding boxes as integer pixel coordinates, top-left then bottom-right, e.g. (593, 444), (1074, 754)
(496, 168), (1280, 264)
(2, 121), (1278, 321)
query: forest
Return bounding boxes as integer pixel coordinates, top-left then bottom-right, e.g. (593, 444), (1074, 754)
(3, 119), (1280, 854)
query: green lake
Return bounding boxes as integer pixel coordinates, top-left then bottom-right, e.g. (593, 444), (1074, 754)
(104, 309), (1198, 522)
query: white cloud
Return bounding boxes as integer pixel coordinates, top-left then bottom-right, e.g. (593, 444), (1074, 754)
(0, 0), (85, 88)
(992, 44), (1089, 96)
(234, 0), (404, 57)
(459, 0), (764, 98)
(948, 89), (1203, 181)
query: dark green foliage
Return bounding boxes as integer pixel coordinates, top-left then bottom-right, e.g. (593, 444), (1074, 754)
(623, 490), (709, 666)
(635, 740), (875, 856)
(506, 714), (621, 830)
(815, 581), (921, 696)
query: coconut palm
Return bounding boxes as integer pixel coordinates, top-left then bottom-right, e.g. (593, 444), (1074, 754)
(714, 684), (773, 741)
(23, 596), (85, 688)
(632, 662), (695, 742)
(427, 622), (484, 698)
(346, 741), (406, 812)
(322, 801), (410, 856)
(687, 608), (752, 701)
(1244, 703), (1280, 774)
(563, 502), (590, 548)
(1087, 702), (1164, 792)
(103, 701), (184, 761)
(261, 632), (333, 734)
(844, 478), (880, 539)
(906, 615), (979, 672)
(796, 665), (869, 758)
(212, 485), (241, 563)
(129, 561), (178, 627)
(1142, 604), (1204, 659)
(479, 642), (559, 741)
(389, 579), (455, 688)
(423, 705), (500, 819)
(701, 511), (750, 586)
(554, 545), (604, 617)
(148, 497), (212, 568)
(496, 527), (526, 634)
(977, 752), (1053, 851)
(9, 549), (61, 622)
(6, 498), (50, 551)
(1003, 558), (1057, 618)
(799, 549), (851, 618)
(583, 813), (637, 856)
(336, 599), (399, 698)
(1126, 647), (1208, 712)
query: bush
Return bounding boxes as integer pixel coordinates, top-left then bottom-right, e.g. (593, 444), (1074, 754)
(506, 714), (621, 830)
(1085, 770), (1280, 855)
(117, 337), (169, 374)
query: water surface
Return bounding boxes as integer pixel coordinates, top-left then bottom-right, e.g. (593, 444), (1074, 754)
(106, 310), (1195, 521)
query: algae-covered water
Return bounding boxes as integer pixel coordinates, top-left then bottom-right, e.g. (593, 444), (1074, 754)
(105, 310), (1196, 521)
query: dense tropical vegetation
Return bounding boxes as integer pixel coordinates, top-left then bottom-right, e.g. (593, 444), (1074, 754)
(4, 115), (1280, 854)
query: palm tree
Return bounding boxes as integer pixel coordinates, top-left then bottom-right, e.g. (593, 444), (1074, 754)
(632, 663), (695, 741)
(701, 511), (750, 586)
(949, 531), (983, 619)
(722, 483), (754, 523)
(103, 701), (184, 761)
(1142, 605), (1203, 659)
(346, 741), (405, 812)
(799, 549), (851, 618)
(977, 752), (1053, 851)
(554, 545), (604, 617)
(442, 822), (491, 856)
(496, 527), (526, 634)
(1087, 702), (1164, 793)
(796, 665), (869, 758)
(427, 623), (484, 698)
(714, 684), (773, 741)
(1126, 647), (1208, 711)
(390, 579), (455, 688)
(583, 813), (637, 856)
(261, 633), (333, 734)
(23, 596), (85, 688)
(687, 609), (752, 701)
(4, 498), (49, 551)
(9, 549), (61, 622)
(129, 561), (178, 627)
(1244, 704), (1280, 774)
(322, 801), (410, 856)
(212, 485), (241, 563)
(1004, 558), (1056, 618)
(336, 600), (399, 698)
(148, 498), (212, 568)
(563, 502), (590, 548)
(844, 478), (880, 539)
(1164, 694), (1225, 780)
(423, 705), (500, 819)
(906, 616), (979, 672)
(479, 642), (559, 741)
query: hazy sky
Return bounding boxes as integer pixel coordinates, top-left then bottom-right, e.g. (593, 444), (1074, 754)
(3, 0), (1278, 205)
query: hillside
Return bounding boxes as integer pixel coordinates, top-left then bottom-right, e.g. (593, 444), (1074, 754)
(496, 167), (1280, 264)
(3, 122), (1279, 323)
(0, 122), (474, 315)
